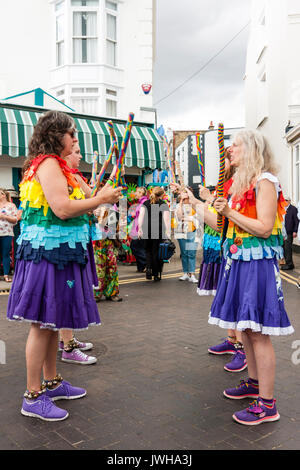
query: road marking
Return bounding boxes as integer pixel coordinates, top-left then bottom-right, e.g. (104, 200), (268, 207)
(279, 271), (299, 282)
(119, 270), (200, 285)
(280, 272), (298, 286)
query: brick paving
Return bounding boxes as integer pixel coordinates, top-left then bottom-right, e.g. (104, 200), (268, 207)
(0, 250), (299, 450)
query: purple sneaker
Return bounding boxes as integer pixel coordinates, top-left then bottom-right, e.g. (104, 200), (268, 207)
(58, 338), (93, 352)
(233, 398), (280, 425)
(21, 393), (69, 421)
(224, 350), (247, 372)
(208, 339), (236, 355)
(61, 348), (97, 365)
(44, 380), (87, 401)
(223, 379), (259, 400)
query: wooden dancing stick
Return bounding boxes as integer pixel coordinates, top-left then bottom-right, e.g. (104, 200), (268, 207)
(217, 123), (226, 231)
(196, 133), (205, 186)
(113, 112), (134, 188)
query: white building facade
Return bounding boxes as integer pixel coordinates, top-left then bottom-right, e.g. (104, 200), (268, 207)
(245, 0), (300, 202)
(175, 127), (243, 191)
(0, 0), (156, 124)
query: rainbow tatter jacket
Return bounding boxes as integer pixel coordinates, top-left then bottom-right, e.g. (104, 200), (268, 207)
(223, 185), (287, 261)
(17, 154), (95, 270)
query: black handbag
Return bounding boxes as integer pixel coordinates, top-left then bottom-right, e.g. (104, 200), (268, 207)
(158, 239), (176, 261)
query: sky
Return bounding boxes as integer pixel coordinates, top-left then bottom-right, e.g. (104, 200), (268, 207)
(153, 0), (252, 131)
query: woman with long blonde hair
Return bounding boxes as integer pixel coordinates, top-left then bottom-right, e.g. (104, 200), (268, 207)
(183, 130), (293, 426)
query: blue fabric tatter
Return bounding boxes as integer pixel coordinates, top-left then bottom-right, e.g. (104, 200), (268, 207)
(202, 233), (222, 264)
(67, 280), (75, 288)
(202, 233), (221, 252)
(17, 224), (91, 250)
(222, 239), (284, 261)
(16, 240), (88, 270)
(203, 248), (222, 264)
(90, 223), (101, 241)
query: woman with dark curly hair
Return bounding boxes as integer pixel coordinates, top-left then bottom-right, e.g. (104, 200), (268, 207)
(7, 110), (122, 421)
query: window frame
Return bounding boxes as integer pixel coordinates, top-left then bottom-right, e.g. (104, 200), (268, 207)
(72, 2), (99, 64)
(105, 2), (118, 67)
(105, 87), (117, 117)
(70, 86), (99, 114)
(71, 0), (99, 6)
(55, 3), (65, 67)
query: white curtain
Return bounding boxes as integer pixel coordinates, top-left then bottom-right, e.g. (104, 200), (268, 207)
(56, 42), (64, 66)
(72, 0), (99, 5)
(106, 99), (117, 117)
(106, 40), (115, 66)
(107, 14), (116, 40)
(86, 11), (97, 36)
(56, 15), (64, 41)
(73, 12), (97, 63)
(72, 98), (98, 114)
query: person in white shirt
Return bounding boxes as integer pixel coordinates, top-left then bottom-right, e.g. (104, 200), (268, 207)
(0, 189), (17, 282)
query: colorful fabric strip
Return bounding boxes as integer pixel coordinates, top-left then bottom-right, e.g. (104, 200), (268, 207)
(223, 236), (284, 261)
(16, 240), (88, 270)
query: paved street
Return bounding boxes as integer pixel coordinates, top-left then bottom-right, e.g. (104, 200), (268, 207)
(0, 250), (299, 451)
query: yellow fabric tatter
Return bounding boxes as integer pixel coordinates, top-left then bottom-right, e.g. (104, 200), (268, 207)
(207, 205), (217, 215)
(226, 212), (282, 240)
(20, 179), (86, 217)
(20, 180), (49, 216)
(69, 186), (85, 201)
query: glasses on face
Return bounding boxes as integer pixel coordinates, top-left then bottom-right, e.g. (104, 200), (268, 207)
(67, 128), (77, 138)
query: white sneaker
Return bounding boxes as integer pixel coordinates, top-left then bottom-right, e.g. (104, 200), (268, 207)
(179, 273), (189, 281)
(189, 274), (198, 283)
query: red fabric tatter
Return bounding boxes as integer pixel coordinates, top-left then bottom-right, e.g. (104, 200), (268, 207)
(69, 168), (88, 183)
(228, 183), (287, 230)
(277, 190), (288, 222)
(223, 177), (233, 199)
(228, 187), (257, 230)
(23, 154), (80, 189)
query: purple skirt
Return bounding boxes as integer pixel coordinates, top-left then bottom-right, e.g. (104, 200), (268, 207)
(7, 243), (100, 331)
(197, 261), (221, 296)
(208, 256), (294, 336)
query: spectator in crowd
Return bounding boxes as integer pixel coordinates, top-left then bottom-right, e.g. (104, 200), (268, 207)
(130, 187), (148, 273)
(0, 189), (17, 282)
(281, 196), (299, 271)
(138, 186), (170, 282)
(176, 187), (198, 283)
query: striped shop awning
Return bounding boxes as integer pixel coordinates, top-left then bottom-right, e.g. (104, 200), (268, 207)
(0, 103), (166, 169)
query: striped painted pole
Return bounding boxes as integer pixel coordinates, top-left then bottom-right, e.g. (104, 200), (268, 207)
(113, 113), (134, 188)
(107, 120), (127, 188)
(90, 151), (98, 187)
(217, 123), (225, 231)
(90, 120), (119, 196)
(162, 135), (175, 183)
(196, 133), (205, 186)
(90, 141), (117, 196)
